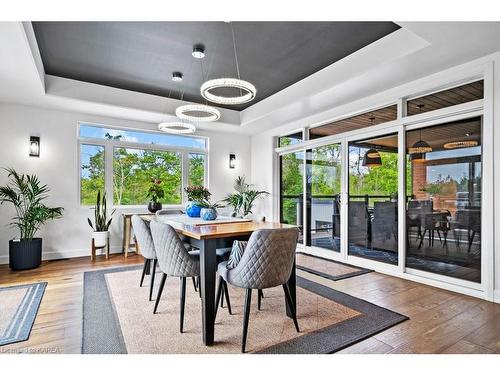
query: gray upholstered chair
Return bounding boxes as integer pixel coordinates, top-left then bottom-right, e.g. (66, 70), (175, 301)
(215, 227), (300, 352)
(131, 215), (158, 302)
(150, 220), (200, 332)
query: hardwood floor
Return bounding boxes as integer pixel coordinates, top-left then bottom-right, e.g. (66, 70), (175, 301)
(1, 254), (499, 354)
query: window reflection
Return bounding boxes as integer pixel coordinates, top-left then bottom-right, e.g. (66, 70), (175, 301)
(348, 134), (399, 265)
(406, 117), (482, 283)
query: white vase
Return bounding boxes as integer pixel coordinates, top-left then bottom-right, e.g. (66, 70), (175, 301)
(92, 231), (108, 248)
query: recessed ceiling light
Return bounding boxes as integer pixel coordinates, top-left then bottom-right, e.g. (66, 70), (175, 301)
(172, 72), (183, 82)
(192, 45), (205, 59)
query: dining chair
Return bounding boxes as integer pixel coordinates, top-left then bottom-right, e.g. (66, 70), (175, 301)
(215, 227), (300, 353)
(131, 215), (158, 302)
(149, 220), (200, 332)
(155, 209), (183, 217)
(149, 220), (233, 332)
(132, 215), (199, 301)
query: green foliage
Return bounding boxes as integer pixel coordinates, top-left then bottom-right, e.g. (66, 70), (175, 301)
(188, 154), (205, 186)
(146, 178), (165, 203)
(0, 168), (63, 240)
(195, 199), (225, 209)
(184, 185), (211, 202)
(87, 190), (115, 232)
(223, 176), (269, 217)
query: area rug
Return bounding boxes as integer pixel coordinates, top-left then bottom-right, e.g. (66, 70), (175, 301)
(0, 282), (47, 346)
(296, 252), (373, 281)
(82, 266), (407, 354)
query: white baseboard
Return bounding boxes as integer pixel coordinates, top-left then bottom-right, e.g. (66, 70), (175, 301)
(0, 245), (126, 265)
(494, 290), (500, 303)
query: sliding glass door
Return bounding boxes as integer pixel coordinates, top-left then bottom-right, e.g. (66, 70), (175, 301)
(405, 117), (482, 282)
(347, 134), (399, 264)
(280, 151), (305, 244)
(305, 143), (342, 251)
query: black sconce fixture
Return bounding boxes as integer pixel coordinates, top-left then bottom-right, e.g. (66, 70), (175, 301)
(229, 154), (236, 169)
(29, 136), (40, 157)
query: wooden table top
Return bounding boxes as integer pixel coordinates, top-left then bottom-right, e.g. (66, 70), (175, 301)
(143, 215), (295, 240)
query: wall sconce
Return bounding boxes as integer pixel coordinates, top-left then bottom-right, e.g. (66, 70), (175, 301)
(229, 154), (236, 169)
(29, 136), (40, 157)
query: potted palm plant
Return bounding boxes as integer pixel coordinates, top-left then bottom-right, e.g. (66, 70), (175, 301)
(87, 190), (115, 247)
(223, 176), (269, 217)
(0, 168), (63, 270)
(146, 178), (164, 213)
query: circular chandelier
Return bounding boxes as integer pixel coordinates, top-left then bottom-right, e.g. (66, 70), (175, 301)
(176, 104), (221, 122)
(201, 78), (257, 105)
(158, 121), (196, 134)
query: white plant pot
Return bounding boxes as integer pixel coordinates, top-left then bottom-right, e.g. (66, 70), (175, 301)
(92, 231), (108, 248)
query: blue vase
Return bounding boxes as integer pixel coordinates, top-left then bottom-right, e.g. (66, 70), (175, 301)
(201, 208), (217, 221)
(185, 201), (201, 217)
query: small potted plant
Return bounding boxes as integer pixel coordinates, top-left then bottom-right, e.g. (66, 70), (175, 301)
(147, 178), (164, 213)
(0, 168), (63, 270)
(223, 176), (269, 217)
(184, 185), (211, 217)
(196, 200), (225, 221)
(87, 190), (115, 248)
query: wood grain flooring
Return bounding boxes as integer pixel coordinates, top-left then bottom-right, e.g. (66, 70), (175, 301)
(0, 253), (499, 354)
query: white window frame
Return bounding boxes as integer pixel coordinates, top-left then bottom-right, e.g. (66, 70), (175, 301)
(274, 60), (494, 301)
(77, 122), (208, 209)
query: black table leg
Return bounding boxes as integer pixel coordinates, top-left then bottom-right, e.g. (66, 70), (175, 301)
(286, 258), (297, 318)
(199, 238), (217, 345)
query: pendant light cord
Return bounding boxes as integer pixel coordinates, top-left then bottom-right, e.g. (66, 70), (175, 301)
(230, 23), (241, 80)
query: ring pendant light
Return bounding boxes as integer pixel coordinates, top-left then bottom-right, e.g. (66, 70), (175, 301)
(200, 23), (257, 105)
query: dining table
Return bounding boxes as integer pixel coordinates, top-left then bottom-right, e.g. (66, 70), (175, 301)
(146, 214), (297, 346)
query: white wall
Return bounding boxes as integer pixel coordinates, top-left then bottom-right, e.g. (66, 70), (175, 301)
(0, 103), (251, 263)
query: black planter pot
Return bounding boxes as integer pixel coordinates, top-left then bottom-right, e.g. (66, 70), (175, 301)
(148, 201), (162, 213)
(9, 238), (43, 270)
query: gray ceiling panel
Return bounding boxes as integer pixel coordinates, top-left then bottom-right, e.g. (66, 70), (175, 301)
(32, 21), (400, 111)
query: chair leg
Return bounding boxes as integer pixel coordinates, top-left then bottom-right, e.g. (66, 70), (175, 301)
(283, 284), (300, 333)
(153, 273), (167, 314)
(197, 276), (201, 299)
(180, 277), (186, 333)
(257, 289), (263, 310)
(192, 277), (198, 292)
(140, 259), (149, 287)
(222, 280), (232, 315)
(149, 259), (157, 301)
(220, 282), (225, 308)
(214, 276), (224, 321)
(242, 289), (252, 353)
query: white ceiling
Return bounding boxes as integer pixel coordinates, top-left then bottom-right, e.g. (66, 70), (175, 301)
(1, 21), (500, 136)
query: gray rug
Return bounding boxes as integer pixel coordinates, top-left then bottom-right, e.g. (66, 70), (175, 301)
(0, 282), (47, 346)
(296, 252), (373, 281)
(82, 266), (407, 354)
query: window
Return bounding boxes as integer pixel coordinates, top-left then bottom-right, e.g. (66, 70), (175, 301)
(188, 153), (206, 186)
(406, 80), (484, 116)
(348, 133), (399, 265)
(79, 124), (206, 149)
(405, 117), (482, 282)
(279, 151), (304, 243)
(78, 123), (207, 206)
(80, 144), (105, 205)
(278, 131), (303, 147)
(309, 105), (397, 139)
(113, 148), (182, 205)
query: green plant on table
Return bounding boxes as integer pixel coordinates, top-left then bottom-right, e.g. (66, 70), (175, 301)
(184, 185), (211, 202)
(146, 178), (165, 203)
(0, 168), (63, 240)
(223, 176), (269, 217)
